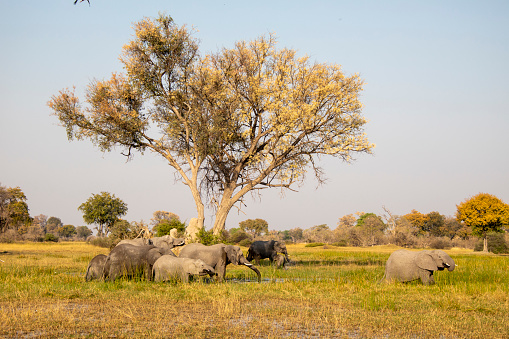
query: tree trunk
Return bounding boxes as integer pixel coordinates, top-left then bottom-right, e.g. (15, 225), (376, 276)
(212, 205), (230, 236)
(483, 235), (488, 252)
(189, 182), (205, 231)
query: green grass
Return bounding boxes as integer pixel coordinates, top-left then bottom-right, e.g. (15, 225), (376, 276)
(0, 242), (508, 338)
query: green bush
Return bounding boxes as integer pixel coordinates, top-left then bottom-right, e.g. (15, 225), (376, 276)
(87, 236), (113, 248)
(305, 242), (324, 248)
(196, 228), (221, 246)
(331, 240), (348, 247)
(153, 219), (186, 237)
(238, 238), (252, 247)
(44, 233), (59, 242)
(474, 232), (509, 254)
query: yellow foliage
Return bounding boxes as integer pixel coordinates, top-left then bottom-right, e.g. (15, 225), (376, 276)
(456, 193), (509, 237)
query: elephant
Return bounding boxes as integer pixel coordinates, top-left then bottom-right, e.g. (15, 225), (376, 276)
(383, 249), (456, 285)
(179, 243), (261, 282)
(85, 254), (107, 281)
(152, 255), (216, 283)
(247, 240), (290, 266)
(273, 253), (288, 269)
(117, 235), (185, 250)
(103, 244), (175, 281)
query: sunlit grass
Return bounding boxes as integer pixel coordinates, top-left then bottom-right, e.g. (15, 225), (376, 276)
(1, 242), (508, 338)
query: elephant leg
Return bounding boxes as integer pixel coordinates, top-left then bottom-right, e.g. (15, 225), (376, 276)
(419, 270), (435, 285)
(216, 264), (226, 282)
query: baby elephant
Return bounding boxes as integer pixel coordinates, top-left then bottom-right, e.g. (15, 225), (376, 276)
(383, 249), (455, 285)
(152, 255), (216, 283)
(85, 254), (107, 281)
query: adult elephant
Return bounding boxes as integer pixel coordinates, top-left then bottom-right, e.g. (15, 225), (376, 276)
(103, 244), (175, 281)
(117, 235), (185, 250)
(383, 249), (455, 285)
(152, 255), (216, 283)
(85, 254), (107, 281)
(179, 243), (261, 282)
(247, 240), (290, 266)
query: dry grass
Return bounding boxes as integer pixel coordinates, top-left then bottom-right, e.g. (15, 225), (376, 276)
(0, 242), (507, 338)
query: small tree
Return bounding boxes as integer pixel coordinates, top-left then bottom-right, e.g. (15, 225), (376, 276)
(403, 210), (427, 236)
(46, 217), (63, 235)
(239, 219), (269, 238)
(0, 184), (32, 233)
(456, 193), (509, 252)
(58, 224), (77, 238)
(355, 214), (386, 246)
(425, 212), (446, 237)
(78, 192), (128, 237)
(150, 211), (180, 226)
(76, 226), (92, 239)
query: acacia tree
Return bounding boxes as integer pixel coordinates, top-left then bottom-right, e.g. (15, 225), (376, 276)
(456, 193), (509, 252)
(78, 192), (128, 237)
(48, 15), (374, 236)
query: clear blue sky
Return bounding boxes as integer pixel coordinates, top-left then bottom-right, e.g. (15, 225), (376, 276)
(1, 1), (508, 232)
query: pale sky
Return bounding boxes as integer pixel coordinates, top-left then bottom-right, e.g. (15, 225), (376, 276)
(1, 1), (508, 232)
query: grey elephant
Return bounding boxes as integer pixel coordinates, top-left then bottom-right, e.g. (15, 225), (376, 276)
(117, 235), (185, 250)
(85, 254), (107, 281)
(273, 253), (288, 269)
(152, 255), (216, 283)
(103, 244), (175, 281)
(247, 240), (290, 266)
(383, 249), (455, 285)
(179, 243), (261, 282)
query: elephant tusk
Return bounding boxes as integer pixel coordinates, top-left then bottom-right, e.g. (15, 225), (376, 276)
(244, 263), (253, 267)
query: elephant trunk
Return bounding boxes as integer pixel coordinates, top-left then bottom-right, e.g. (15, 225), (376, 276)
(445, 261), (455, 271)
(240, 257), (261, 282)
(444, 254), (456, 271)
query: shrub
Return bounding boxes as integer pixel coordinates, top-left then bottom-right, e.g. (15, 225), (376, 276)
(0, 229), (19, 243)
(87, 236), (113, 248)
(196, 228), (221, 245)
(305, 242), (324, 248)
(227, 228), (251, 244)
(474, 232), (509, 254)
(153, 219), (186, 237)
(330, 240), (348, 247)
(238, 238), (252, 248)
(429, 237), (452, 250)
(44, 233), (59, 242)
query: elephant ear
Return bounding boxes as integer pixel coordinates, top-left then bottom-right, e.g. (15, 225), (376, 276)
(415, 251), (438, 271)
(225, 245), (241, 265)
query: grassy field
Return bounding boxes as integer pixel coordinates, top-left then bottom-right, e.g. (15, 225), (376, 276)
(0, 242), (508, 338)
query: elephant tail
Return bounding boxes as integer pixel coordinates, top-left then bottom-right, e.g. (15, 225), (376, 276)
(102, 255), (111, 281)
(85, 264), (92, 282)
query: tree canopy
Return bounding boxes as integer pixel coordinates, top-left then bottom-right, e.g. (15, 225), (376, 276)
(78, 192), (128, 236)
(48, 14), (374, 235)
(456, 193), (509, 252)
(0, 184), (32, 233)
(239, 218), (269, 237)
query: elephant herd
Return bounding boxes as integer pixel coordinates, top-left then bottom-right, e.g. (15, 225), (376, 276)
(85, 236), (456, 285)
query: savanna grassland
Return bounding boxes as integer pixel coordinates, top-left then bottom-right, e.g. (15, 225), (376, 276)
(0, 242), (508, 338)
